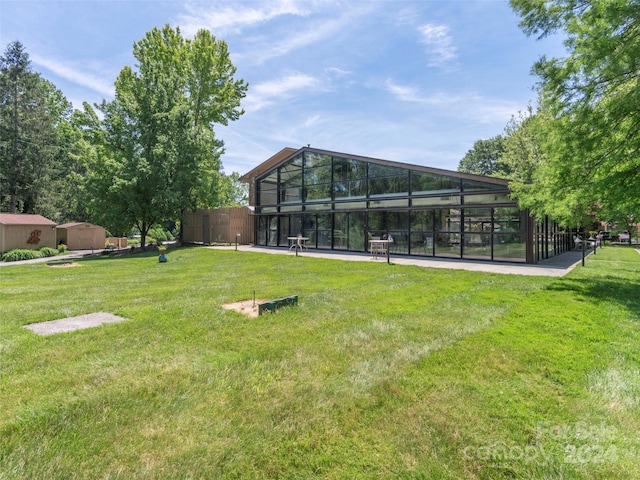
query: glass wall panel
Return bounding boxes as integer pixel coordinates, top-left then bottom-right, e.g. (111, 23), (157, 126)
(411, 210), (434, 231)
(410, 210), (434, 256)
(369, 199), (408, 208)
(304, 183), (331, 201)
(333, 212), (348, 250)
(435, 209), (461, 232)
(464, 208), (492, 232)
(389, 231), (408, 254)
(258, 216), (268, 245)
(305, 152), (331, 168)
(411, 172), (460, 195)
(280, 186), (302, 203)
(289, 215), (303, 236)
(301, 214), (316, 247)
(387, 211), (409, 230)
(334, 179), (366, 198)
(368, 211), (386, 234)
(494, 207), (526, 233)
(434, 233), (461, 258)
(267, 216), (278, 246)
(304, 202), (331, 211)
(334, 157), (366, 180)
(278, 217), (289, 247)
(369, 175), (408, 197)
(412, 195), (461, 206)
(334, 201), (366, 210)
(317, 213), (332, 249)
(410, 232), (434, 256)
(304, 165), (332, 186)
(280, 205), (302, 212)
(259, 171), (278, 190)
(493, 234), (526, 262)
(462, 178), (501, 191)
(464, 192), (512, 204)
(463, 233), (491, 260)
(259, 189), (278, 205)
(368, 163), (406, 178)
(348, 212), (366, 251)
(280, 169), (302, 188)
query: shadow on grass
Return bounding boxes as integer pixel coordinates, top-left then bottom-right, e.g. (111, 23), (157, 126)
(77, 244), (201, 263)
(547, 276), (640, 318)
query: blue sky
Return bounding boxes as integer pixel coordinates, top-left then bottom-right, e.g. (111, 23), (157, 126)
(0, 0), (565, 175)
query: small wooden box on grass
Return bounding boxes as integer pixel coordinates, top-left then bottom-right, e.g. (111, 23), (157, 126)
(258, 295), (298, 315)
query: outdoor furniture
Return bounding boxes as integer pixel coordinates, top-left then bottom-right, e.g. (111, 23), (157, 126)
(288, 236), (309, 251)
(369, 239), (390, 259)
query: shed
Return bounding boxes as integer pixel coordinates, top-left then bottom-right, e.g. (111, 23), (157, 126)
(0, 213), (57, 253)
(57, 222), (106, 251)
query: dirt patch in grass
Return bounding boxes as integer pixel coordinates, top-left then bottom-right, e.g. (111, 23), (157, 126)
(47, 262), (80, 268)
(222, 299), (268, 318)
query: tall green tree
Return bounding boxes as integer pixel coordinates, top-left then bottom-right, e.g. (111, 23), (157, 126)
(510, 0), (640, 228)
(458, 135), (507, 176)
(0, 41), (63, 214)
(86, 25), (247, 246)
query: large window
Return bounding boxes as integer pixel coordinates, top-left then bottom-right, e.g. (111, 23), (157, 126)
(411, 172), (460, 195)
(368, 163), (408, 198)
(253, 150), (524, 262)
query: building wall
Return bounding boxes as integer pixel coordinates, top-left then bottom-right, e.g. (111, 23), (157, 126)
(57, 224), (106, 250)
(246, 148), (532, 263)
(183, 207), (254, 245)
(0, 224), (57, 253)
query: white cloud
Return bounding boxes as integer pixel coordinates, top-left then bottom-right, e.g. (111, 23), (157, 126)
(418, 23), (457, 67)
(177, 0), (311, 37)
(325, 67), (352, 77)
(31, 54), (115, 98)
(243, 72), (320, 112)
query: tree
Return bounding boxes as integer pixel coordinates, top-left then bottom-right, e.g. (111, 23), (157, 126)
(218, 171), (249, 206)
(510, 0), (640, 228)
(0, 41), (62, 214)
(86, 25), (247, 247)
(458, 135), (507, 176)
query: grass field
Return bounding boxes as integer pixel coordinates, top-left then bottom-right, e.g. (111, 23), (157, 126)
(1, 246), (639, 479)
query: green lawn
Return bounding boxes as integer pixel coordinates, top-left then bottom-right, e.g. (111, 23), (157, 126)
(1, 246), (639, 479)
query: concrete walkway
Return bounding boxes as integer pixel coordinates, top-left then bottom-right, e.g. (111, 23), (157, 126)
(0, 249), (106, 267)
(212, 245), (594, 277)
(0, 244), (594, 277)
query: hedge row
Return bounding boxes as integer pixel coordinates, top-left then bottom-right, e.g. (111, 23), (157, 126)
(1, 247), (60, 262)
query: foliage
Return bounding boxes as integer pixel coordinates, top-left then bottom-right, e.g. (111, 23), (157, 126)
(147, 226), (174, 243)
(84, 25), (247, 248)
(218, 171), (249, 206)
(458, 135), (507, 176)
(510, 0), (640, 228)
(38, 247), (58, 257)
(57, 243), (67, 253)
(0, 41), (70, 217)
(1, 247), (639, 478)
(1, 248), (44, 262)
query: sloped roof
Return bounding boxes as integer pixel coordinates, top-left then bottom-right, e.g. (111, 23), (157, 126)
(240, 146), (510, 186)
(0, 213), (57, 226)
(239, 147), (299, 183)
(57, 222), (101, 229)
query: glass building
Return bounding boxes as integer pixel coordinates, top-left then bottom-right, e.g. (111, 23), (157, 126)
(240, 147), (573, 264)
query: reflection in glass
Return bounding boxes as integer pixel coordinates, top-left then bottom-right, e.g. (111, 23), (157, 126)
(463, 233), (491, 260)
(493, 234), (526, 262)
(411, 171), (460, 194)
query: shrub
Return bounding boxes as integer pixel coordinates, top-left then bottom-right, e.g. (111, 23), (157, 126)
(58, 243), (67, 253)
(1, 249), (45, 262)
(39, 247), (59, 257)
